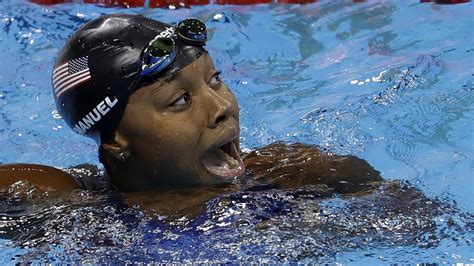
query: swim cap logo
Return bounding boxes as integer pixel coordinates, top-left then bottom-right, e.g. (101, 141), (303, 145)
(53, 56), (91, 98)
(159, 27), (175, 39)
(73, 96), (118, 135)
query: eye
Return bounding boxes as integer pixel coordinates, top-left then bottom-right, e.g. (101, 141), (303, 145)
(209, 71), (222, 87)
(170, 92), (191, 107)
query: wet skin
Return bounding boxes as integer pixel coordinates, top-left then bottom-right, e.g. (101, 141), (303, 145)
(0, 164), (80, 189)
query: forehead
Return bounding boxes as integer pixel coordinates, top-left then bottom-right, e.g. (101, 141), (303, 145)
(136, 53), (214, 94)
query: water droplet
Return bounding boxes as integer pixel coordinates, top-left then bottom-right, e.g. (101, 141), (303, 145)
(51, 110), (61, 119)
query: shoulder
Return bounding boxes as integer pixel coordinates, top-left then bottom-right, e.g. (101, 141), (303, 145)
(0, 163), (108, 191)
(243, 142), (382, 192)
(0, 163), (81, 189)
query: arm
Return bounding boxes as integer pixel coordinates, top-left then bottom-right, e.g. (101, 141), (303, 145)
(0, 163), (81, 189)
(243, 142), (383, 193)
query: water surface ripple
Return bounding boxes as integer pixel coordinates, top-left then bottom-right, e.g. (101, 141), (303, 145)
(0, 1), (473, 264)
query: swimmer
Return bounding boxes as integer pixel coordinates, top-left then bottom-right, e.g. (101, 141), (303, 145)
(0, 14), (382, 214)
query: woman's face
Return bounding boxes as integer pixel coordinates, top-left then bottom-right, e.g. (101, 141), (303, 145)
(112, 54), (244, 189)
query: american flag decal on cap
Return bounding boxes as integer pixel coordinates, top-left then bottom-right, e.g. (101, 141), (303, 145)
(53, 56), (91, 97)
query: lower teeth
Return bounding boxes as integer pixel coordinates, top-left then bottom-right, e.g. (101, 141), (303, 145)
(221, 150), (238, 168)
(217, 149), (238, 170)
(203, 148), (239, 171)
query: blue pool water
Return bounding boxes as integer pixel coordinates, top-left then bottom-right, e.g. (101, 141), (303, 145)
(0, 0), (473, 263)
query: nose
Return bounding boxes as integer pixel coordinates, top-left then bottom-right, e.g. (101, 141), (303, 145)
(206, 88), (232, 129)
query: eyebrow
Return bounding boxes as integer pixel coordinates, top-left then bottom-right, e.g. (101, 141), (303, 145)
(161, 69), (182, 84)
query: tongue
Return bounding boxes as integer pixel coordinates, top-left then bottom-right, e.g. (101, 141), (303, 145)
(202, 143), (241, 176)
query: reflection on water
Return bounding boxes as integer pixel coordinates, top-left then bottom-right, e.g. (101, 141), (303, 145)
(0, 0), (473, 264)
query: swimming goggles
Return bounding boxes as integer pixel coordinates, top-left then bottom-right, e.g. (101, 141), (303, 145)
(139, 18), (207, 78)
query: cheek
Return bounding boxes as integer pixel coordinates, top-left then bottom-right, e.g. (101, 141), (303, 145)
(148, 119), (204, 179)
(124, 117), (202, 180)
(146, 114), (203, 161)
(121, 96), (209, 173)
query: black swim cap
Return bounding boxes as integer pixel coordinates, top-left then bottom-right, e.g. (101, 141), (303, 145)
(52, 14), (207, 143)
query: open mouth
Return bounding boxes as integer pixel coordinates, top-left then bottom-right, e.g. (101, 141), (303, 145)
(201, 140), (246, 179)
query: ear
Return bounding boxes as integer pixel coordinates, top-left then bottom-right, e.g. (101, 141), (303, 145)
(101, 132), (130, 163)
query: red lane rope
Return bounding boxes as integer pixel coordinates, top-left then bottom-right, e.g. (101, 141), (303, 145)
(29, 0), (471, 8)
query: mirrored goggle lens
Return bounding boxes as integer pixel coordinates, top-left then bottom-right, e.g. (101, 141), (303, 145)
(140, 37), (176, 77)
(149, 37), (175, 57)
(177, 19), (207, 45)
